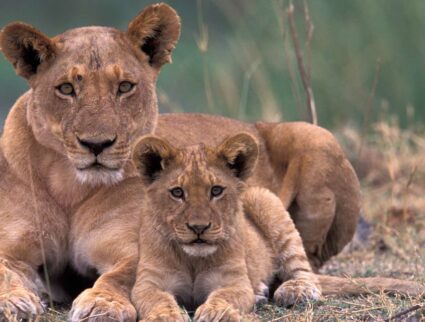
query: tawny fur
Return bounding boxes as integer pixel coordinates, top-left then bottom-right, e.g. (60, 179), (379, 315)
(130, 135), (423, 321)
(131, 134), (321, 322)
(0, 2), (361, 321)
(0, 4), (178, 321)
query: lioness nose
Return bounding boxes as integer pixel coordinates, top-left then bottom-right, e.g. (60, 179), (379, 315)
(78, 136), (117, 156)
(186, 223), (211, 235)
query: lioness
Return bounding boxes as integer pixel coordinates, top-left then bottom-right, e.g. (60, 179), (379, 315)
(0, 2), (360, 320)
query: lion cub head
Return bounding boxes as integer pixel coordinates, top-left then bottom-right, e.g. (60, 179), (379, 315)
(132, 133), (259, 257)
(0, 4), (180, 185)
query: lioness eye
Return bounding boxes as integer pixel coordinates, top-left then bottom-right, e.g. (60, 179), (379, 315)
(57, 83), (74, 96)
(211, 185), (225, 198)
(118, 81), (134, 94)
(170, 187), (185, 200)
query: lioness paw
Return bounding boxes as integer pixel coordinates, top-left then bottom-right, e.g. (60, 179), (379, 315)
(69, 288), (136, 322)
(273, 279), (321, 307)
(194, 302), (241, 322)
(0, 288), (44, 320)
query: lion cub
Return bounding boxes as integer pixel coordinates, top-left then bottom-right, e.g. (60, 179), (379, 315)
(130, 133), (320, 321)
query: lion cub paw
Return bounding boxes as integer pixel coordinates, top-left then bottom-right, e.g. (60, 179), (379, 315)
(69, 288), (136, 322)
(142, 309), (190, 322)
(194, 301), (241, 322)
(254, 282), (269, 305)
(0, 288), (45, 320)
(273, 279), (321, 307)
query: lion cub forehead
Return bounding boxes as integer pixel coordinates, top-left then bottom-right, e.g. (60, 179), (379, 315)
(175, 144), (220, 186)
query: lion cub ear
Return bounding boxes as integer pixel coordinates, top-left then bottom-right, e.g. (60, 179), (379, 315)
(216, 133), (259, 181)
(132, 135), (178, 183)
(0, 22), (56, 79)
(127, 3), (181, 70)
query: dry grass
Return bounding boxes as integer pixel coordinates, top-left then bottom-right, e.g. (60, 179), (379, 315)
(245, 121), (425, 321)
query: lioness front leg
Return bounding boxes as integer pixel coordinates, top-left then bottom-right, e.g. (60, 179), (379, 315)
(69, 183), (143, 322)
(0, 258), (45, 320)
(69, 258), (138, 322)
(0, 178), (68, 320)
(242, 187), (321, 306)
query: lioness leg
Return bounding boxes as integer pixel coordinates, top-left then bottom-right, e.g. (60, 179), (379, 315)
(0, 173), (68, 320)
(0, 258), (45, 320)
(242, 187), (321, 306)
(256, 122), (361, 268)
(69, 258), (138, 322)
(69, 183), (142, 322)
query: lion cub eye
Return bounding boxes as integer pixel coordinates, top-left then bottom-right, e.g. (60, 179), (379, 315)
(57, 83), (75, 96)
(118, 81), (134, 94)
(211, 185), (225, 198)
(170, 187), (185, 200)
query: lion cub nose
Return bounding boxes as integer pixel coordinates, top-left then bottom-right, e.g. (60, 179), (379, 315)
(186, 223), (211, 235)
(78, 136), (117, 156)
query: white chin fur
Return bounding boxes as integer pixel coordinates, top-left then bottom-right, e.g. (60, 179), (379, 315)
(182, 244), (218, 257)
(75, 168), (124, 186)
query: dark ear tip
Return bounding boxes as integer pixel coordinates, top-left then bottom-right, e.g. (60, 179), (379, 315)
(1, 22), (41, 39)
(146, 2), (179, 16)
(217, 132), (259, 180)
(224, 132), (259, 152)
(132, 135), (161, 156)
(132, 135), (174, 162)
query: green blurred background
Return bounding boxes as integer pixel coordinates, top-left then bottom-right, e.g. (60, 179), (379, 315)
(1, 0), (424, 129)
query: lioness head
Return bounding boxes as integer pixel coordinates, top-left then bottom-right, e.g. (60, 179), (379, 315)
(132, 133), (259, 257)
(0, 3), (180, 185)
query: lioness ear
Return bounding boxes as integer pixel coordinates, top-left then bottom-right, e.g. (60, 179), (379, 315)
(127, 3), (181, 70)
(0, 22), (56, 79)
(132, 135), (177, 183)
(216, 133), (259, 181)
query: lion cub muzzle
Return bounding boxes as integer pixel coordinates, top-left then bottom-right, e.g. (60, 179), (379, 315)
(177, 221), (218, 257)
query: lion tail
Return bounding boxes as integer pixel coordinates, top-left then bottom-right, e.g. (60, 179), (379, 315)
(317, 275), (424, 297)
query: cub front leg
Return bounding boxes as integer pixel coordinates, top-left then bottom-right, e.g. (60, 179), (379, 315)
(194, 263), (255, 322)
(132, 266), (189, 321)
(242, 187), (321, 307)
(194, 288), (253, 322)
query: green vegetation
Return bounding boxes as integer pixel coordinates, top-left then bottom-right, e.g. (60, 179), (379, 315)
(1, 1), (425, 129)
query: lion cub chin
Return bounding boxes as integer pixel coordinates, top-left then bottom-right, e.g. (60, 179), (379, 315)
(131, 133), (321, 322)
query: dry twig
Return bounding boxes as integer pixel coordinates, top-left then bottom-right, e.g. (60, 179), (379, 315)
(384, 304), (423, 322)
(357, 59), (381, 159)
(287, 2), (318, 125)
